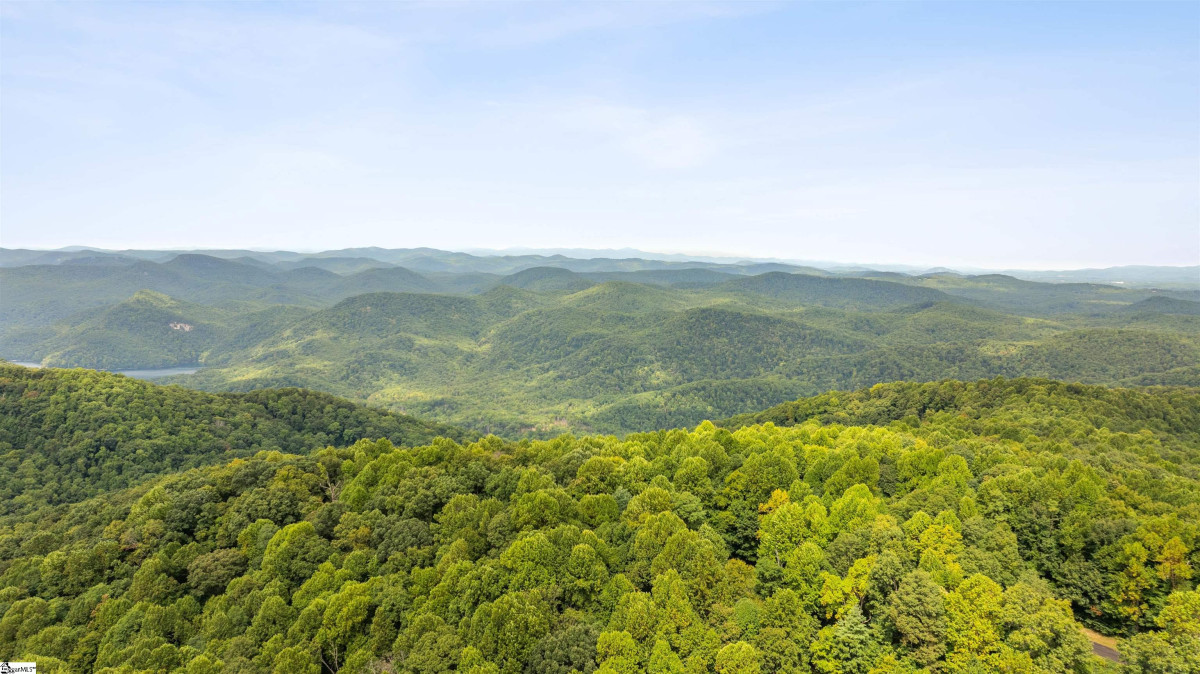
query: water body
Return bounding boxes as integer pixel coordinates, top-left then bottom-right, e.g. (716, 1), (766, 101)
(7, 361), (199, 380)
(112, 367), (200, 380)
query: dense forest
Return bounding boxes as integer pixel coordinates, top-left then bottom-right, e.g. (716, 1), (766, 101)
(0, 364), (466, 517)
(4, 252), (1197, 436)
(0, 371), (1196, 673)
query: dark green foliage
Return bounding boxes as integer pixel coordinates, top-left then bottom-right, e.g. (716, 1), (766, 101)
(0, 365), (466, 516)
(888, 571), (947, 665)
(187, 548), (248, 597)
(526, 622), (599, 674)
(724, 377), (1200, 441)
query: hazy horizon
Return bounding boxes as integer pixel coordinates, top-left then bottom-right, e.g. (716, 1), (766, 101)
(3, 2), (1198, 268)
(3, 242), (1198, 274)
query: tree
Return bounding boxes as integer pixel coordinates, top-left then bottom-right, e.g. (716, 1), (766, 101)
(273, 646), (319, 674)
(1122, 590), (1200, 674)
(834, 604), (878, 674)
(888, 570), (946, 666)
(651, 529), (725, 609)
(128, 556), (179, 603)
(998, 578), (1090, 673)
(758, 494), (808, 566)
(608, 591), (657, 647)
(652, 570), (700, 651)
(758, 589), (816, 671)
(944, 574), (1003, 668)
(460, 645), (501, 674)
(716, 641), (763, 674)
(1110, 541), (1159, 625)
(187, 548), (247, 597)
(1119, 632), (1191, 674)
(527, 623), (599, 674)
(317, 581), (371, 672)
(4, 374), (1199, 674)
(467, 591), (551, 674)
(649, 639), (686, 674)
(498, 533), (559, 591)
(595, 631), (641, 674)
(262, 522), (331, 587)
(819, 556), (875, 620)
(1156, 537), (1193, 591)
(1156, 590), (1200, 637)
(811, 604), (878, 674)
(565, 543), (609, 608)
(828, 484), (881, 537)
(781, 541), (828, 611)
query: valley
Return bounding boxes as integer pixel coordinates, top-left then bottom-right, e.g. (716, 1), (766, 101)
(3, 249), (1197, 436)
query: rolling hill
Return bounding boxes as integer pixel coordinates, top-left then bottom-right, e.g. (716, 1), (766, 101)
(166, 278), (1198, 435)
(4, 252), (1197, 436)
(0, 363), (467, 516)
(0, 291), (226, 369)
(722, 272), (953, 309)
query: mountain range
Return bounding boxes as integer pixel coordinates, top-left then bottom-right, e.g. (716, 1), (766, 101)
(3, 249), (1197, 436)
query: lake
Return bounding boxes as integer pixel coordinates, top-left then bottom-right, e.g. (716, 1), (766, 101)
(8, 361), (199, 380)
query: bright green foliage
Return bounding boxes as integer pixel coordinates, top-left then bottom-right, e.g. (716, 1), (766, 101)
(0, 376), (1196, 673)
(1157, 537), (1194, 590)
(650, 639), (687, 673)
(716, 641), (763, 674)
(596, 630), (641, 674)
(944, 574), (1004, 665)
(1118, 590), (1200, 673)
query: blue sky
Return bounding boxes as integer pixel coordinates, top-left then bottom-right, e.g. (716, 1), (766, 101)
(2, 1), (1197, 268)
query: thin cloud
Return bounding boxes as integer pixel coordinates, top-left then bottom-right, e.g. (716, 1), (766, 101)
(1, 2), (1196, 267)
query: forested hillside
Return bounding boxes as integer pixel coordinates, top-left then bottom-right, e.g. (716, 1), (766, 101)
(0, 365), (467, 517)
(173, 286), (1199, 436)
(4, 252), (1198, 436)
(722, 378), (1200, 439)
(0, 291), (228, 370)
(0, 376), (1196, 673)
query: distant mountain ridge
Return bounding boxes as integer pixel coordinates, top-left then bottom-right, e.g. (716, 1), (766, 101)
(4, 251), (1194, 334)
(3, 246), (1196, 288)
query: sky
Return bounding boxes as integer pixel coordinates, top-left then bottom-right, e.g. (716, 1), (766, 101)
(1, 1), (1197, 269)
